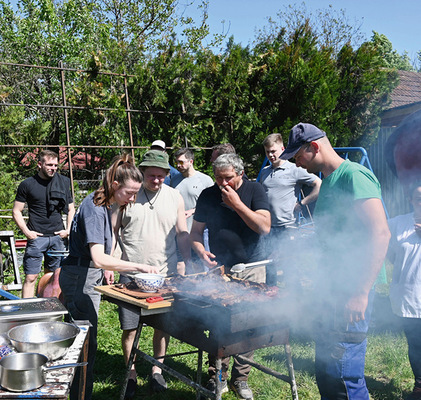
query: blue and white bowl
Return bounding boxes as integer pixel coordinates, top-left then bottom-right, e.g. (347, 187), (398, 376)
(133, 273), (165, 293)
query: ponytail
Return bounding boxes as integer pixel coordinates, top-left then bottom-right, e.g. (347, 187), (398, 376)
(94, 153), (142, 207)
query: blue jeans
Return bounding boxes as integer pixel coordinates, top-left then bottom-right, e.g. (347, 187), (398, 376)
(315, 291), (374, 400)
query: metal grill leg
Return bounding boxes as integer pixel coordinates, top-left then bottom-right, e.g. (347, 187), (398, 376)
(195, 349), (203, 400)
(284, 342), (299, 400)
(119, 321), (143, 400)
(215, 358), (223, 400)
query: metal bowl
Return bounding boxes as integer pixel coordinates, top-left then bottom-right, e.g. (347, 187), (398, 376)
(7, 321), (80, 361)
(132, 273), (165, 292)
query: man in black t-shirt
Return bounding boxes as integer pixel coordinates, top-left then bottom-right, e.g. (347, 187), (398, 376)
(191, 153), (270, 400)
(13, 150), (75, 298)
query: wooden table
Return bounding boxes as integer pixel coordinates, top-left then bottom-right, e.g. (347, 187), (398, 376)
(0, 321), (90, 399)
(95, 285), (179, 400)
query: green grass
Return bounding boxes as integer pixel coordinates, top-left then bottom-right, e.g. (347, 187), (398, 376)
(0, 260), (414, 399)
(93, 296), (415, 400)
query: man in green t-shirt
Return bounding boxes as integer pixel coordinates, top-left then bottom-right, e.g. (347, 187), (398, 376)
(280, 123), (390, 400)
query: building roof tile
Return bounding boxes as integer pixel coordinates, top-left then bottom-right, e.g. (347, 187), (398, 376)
(388, 70), (421, 109)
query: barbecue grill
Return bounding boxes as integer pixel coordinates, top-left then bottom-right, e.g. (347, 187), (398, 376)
(97, 272), (299, 400)
(171, 289), (290, 335)
(138, 275), (297, 399)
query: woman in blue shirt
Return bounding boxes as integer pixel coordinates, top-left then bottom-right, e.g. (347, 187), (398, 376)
(60, 154), (158, 400)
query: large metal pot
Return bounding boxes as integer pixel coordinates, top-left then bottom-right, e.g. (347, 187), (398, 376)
(0, 352), (85, 392)
(7, 321), (80, 361)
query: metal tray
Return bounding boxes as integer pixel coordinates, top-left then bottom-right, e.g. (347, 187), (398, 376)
(0, 297), (68, 333)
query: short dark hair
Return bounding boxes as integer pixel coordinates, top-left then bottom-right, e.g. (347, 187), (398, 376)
(174, 148), (194, 161)
(39, 150), (58, 162)
(212, 143), (236, 157)
(263, 133), (284, 147)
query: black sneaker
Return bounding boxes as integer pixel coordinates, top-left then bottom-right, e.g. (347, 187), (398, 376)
(406, 393), (421, 400)
(150, 373), (167, 393)
(124, 378), (136, 399)
(406, 386), (421, 400)
(230, 380), (254, 400)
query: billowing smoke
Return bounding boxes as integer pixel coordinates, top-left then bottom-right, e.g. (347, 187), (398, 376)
(385, 108), (421, 196)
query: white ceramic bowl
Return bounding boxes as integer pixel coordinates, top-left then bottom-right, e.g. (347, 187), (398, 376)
(133, 273), (165, 292)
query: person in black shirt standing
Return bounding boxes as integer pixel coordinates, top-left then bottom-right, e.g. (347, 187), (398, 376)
(13, 150), (75, 298)
(191, 153), (271, 400)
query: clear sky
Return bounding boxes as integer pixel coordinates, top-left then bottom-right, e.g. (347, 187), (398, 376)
(6, 0), (421, 62)
(192, 0), (421, 62)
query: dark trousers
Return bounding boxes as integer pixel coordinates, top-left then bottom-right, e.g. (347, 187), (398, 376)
(401, 317), (421, 389)
(208, 350), (254, 382)
(59, 265), (103, 400)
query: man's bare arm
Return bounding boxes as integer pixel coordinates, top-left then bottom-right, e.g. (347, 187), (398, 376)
(12, 200), (41, 239)
(190, 220), (217, 268)
(345, 198), (391, 323)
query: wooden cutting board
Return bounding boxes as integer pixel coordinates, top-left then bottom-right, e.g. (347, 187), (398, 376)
(112, 284), (173, 299)
(95, 285), (173, 309)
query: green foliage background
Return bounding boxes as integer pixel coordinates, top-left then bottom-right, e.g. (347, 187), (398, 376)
(0, 0), (409, 188)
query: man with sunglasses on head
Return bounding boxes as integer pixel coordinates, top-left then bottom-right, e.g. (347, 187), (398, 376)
(171, 148), (213, 273)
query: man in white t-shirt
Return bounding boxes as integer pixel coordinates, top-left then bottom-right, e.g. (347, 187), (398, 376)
(171, 148), (213, 231)
(171, 148), (213, 273)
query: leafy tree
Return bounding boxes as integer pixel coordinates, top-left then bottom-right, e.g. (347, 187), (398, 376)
(0, 0), (104, 67)
(0, 0), (106, 150)
(128, 39), (261, 171)
(0, 0), (217, 172)
(370, 32), (413, 71)
(249, 21), (398, 154)
(255, 2), (365, 55)
(250, 21), (339, 135)
(333, 41), (399, 148)
(0, 1), (402, 181)
(0, 155), (20, 231)
(83, 0), (216, 71)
